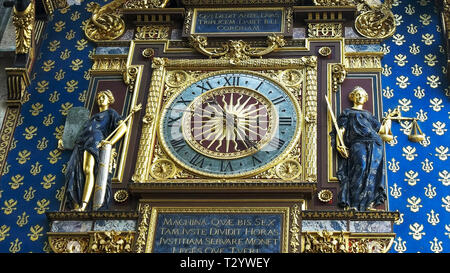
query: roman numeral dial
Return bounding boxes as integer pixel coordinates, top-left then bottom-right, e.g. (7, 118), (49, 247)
(160, 71), (301, 178)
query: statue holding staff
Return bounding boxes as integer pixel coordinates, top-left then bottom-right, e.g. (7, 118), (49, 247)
(60, 90), (138, 211)
(328, 86), (394, 211)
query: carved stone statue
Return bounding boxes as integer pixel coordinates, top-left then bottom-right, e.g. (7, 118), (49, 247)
(331, 86), (392, 211)
(61, 90), (127, 211)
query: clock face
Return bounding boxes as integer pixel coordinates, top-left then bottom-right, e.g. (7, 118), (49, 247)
(159, 71), (301, 178)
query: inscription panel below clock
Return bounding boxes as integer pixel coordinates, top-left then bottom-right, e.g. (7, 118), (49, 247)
(159, 71), (302, 178)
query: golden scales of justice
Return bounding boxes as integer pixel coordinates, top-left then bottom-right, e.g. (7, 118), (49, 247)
(379, 106), (426, 143)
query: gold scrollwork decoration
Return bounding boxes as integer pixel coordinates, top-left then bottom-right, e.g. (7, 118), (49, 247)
(354, 0), (396, 39)
(90, 231), (135, 253)
(48, 234), (90, 253)
(84, 0), (127, 42)
(302, 231), (348, 253)
(12, 2), (34, 54)
(124, 0), (169, 9)
(189, 34), (286, 64)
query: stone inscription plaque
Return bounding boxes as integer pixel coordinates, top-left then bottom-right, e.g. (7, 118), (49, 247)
(193, 9), (283, 34)
(148, 208), (288, 253)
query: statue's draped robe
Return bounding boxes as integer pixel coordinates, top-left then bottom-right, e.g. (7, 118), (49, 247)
(65, 109), (122, 210)
(332, 108), (387, 211)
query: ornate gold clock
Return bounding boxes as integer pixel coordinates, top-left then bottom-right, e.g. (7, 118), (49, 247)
(159, 71), (302, 178)
(132, 56), (318, 183)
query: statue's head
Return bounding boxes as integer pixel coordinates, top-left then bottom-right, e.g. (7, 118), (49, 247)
(348, 86), (368, 105)
(96, 90), (115, 106)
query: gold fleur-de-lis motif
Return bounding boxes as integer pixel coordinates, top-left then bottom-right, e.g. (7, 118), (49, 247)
(418, 0), (430, 6)
(419, 14), (432, 25)
(424, 54), (437, 66)
(53, 21), (66, 32)
(83, 70), (90, 80)
(64, 80), (78, 93)
(60, 49), (71, 61)
(23, 186), (36, 201)
(414, 86), (425, 99)
(16, 212), (29, 227)
(54, 69), (65, 81)
(393, 237), (407, 253)
(59, 102), (73, 116)
(70, 11), (81, 21)
(438, 170), (450, 186)
(445, 225), (450, 239)
(392, 34), (406, 45)
(0, 225), (11, 242)
(56, 186), (65, 202)
(380, 44), (390, 54)
(394, 14), (403, 26)
(35, 199), (50, 214)
(387, 135), (398, 146)
(427, 75), (441, 88)
(432, 121), (447, 135)
(435, 146), (450, 160)
(9, 238), (22, 253)
(408, 223), (425, 240)
(390, 183), (402, 198)
(1, 199), (18, 215)
(35, 80), (49, 93)
(442, 196), (450, 212)
(405, 4), (415, 15)
(8, 174), (24, 190)
(415, 109), (428, 122)
(388, 158), (400, 172)
(75, 39), (88, 50)
(47, 149), (62, 164)
(48, 40), (60, 52)
(37, 137), (48, 151)
(429, 98), (444, 111)
(405, 170), (420, 186)
(402, 146), (418, 161)
(409, 43), (420, 54)
(421, 33), (435, 45)
(382, 86), (394, 98)
(411, 64), (422, 76)
(79, 90), (87, 102)
(30, 161), (42, 176)
(41, 174), (56, 189)
(43, 113), (54, 127)
(69, 59), (83, 71)
(65, 29), (75, 40)
(30, 103), (44, 116)
(394, 54), (408, 66)
(419, 135), (431, 147)
(421, 158), (434, 173)
(382, 64), (392, 76)
(396, 76), (410, 89)
(16, 150), (31, 164)
(49, 91), (60, 103)
(424, 184), (437, 199)
(53, 125), (65, 140)
(394, 210), (404, 225)
(27, 225), (44, 241)
(41, 60), (55, 72)
(23, 126), (37, 140)
(398, 98), (413, 111)
(430, 238), (443, 253)
(407, 196), (423, 212)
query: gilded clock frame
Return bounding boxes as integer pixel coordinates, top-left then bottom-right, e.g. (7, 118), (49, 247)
(132, 56), (318, 183)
